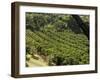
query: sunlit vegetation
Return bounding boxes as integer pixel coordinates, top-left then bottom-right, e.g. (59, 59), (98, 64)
(26, 12), (89, 67)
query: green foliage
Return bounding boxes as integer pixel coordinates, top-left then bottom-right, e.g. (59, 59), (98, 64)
(26, 29), (89, 65)
(80, 15), (89, 23)
(26, 13), (48, 31)
(26, 13), (89, 66)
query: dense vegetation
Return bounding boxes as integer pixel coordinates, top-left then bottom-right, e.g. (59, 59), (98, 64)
(26, 12), (89, 67)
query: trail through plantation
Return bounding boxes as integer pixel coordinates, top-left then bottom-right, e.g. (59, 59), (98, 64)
(26, 54), (48, 67)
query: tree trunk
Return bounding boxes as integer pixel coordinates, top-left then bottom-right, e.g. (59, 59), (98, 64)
(72, 15), (89, 39)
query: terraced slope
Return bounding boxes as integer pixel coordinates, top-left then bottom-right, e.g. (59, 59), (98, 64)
(26, 29), (89, 67)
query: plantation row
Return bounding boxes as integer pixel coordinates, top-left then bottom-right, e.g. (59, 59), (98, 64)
(26, 29), (89, 66)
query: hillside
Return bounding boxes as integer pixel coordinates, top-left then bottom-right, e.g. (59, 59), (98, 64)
(26, 13), (89, 67)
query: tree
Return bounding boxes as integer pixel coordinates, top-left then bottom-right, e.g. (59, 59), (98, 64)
(72, 15), (89, 39)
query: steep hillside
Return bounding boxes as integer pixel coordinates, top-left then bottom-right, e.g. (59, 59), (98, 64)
(26, 13), (89, 67)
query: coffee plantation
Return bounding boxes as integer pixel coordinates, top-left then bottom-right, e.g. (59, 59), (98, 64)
(26, 13), (89, 67)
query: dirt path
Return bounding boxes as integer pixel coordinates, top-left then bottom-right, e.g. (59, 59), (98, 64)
(26, 54), (48, 67)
